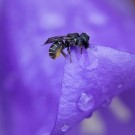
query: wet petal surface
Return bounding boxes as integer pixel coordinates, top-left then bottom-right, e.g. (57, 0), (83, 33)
(52, 46), (135, 135)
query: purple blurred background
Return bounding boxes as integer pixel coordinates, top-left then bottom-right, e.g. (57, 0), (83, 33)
(0, 0), (135, 135)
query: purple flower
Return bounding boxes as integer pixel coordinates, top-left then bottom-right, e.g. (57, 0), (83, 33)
(51, 46), (135, 135)
(1, 0), (135, 135)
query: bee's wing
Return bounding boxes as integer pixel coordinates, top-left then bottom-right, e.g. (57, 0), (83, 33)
(44, 36), (62, 44)
(44, 36), (71, 45)
(67, 33), (79, 37)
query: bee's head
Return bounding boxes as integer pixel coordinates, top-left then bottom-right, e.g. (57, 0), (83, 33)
(81, 33), (89, 40)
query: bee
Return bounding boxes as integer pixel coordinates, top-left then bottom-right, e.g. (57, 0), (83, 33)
(43, 33), (90, 62)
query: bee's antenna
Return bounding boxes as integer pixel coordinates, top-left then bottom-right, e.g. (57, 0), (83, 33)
(41, 41), (48, 46)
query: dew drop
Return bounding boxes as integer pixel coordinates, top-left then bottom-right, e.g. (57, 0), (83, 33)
(61, 124), (69, 132)
(76, 92), (95, 111)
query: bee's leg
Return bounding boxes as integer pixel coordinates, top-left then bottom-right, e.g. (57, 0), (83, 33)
(67, 47), (72, 63)
(81, 47), (83, 54)
(80, 44), (83, 54)
(61, 50), (66, 58)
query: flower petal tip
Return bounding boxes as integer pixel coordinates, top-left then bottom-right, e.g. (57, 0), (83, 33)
(51, 45), (135, 135)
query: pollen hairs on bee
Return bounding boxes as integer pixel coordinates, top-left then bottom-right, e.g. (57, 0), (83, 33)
(43, 33), (90, 62)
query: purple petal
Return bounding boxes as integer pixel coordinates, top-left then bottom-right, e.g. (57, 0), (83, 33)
(0, 1), (64, 135)
(52, 46), (135, 135)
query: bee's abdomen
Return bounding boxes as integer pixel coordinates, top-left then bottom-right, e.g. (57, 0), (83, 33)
(49, 43), (61, 59)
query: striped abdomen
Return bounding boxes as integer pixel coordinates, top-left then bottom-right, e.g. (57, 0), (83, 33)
(49, 42), (62, 59)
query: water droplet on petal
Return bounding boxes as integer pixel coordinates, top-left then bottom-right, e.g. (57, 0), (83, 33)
(61, 124), (69, 132)
(76, 92), (95, 111)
